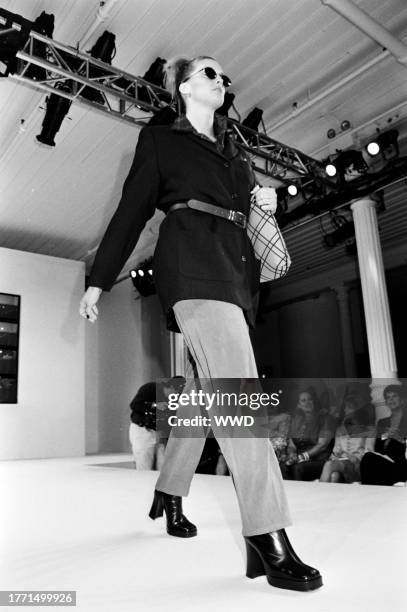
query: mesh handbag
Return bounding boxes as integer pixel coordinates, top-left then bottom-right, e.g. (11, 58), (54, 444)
(247, 191), (291, 282)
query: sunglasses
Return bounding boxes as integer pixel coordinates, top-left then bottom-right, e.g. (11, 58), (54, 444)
(183, 66), (232, 88)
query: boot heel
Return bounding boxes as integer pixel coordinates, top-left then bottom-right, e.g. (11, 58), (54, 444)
(245, 539), (265, 579)
(149, 491), (164, 520)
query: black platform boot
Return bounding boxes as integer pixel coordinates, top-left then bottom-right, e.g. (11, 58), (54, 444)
(149, 490), (197, 538)
(245, 529), (322, 591)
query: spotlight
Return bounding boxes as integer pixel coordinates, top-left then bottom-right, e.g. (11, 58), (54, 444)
(80, 31), (116, 104)
(24, 11), (55, 81)
(366, 140), (380, 156)
(36, 81), (72, 146)
(130, 257), (156, 297)
(325, 163), (337, 177)
(323, 216), (355, 248)
(377, 129), (399, 161)
(333, 149), (368, 182)
(241, 107), (263, 144)
(138, 57), (170, 106)
(216, 92), (235, 117)
(0, 8), (32, 77)
(287, 184), (298, 196)
(242, 107), (263, 131)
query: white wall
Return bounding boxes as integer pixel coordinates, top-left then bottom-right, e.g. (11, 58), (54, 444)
(0, 247), (85, 460)
(85, 282), (171, 454)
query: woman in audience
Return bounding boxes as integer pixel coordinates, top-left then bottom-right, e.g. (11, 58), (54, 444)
(282, 388), (336, 481)
(360, 384), (407, 486)
(269, 402), (291, 466)
(320, 396), (375, 483)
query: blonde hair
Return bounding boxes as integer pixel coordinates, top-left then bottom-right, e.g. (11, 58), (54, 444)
(163, 55), (215, 114)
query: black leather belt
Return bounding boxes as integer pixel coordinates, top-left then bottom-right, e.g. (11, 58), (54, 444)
(167, 199), (247, 229)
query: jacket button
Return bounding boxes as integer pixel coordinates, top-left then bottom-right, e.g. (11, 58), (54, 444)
(241, 256), (246, 262)
(224, 162), (230, 168)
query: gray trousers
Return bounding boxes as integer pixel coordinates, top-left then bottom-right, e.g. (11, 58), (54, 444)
(155, 299), (292, 536)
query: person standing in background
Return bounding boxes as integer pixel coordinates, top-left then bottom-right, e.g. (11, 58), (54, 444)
(129, 377), (185, 470)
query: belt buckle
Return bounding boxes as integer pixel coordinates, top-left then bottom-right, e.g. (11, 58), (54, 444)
(230, 210), (247, 229)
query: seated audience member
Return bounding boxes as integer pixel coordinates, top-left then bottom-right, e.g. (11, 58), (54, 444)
(269, 403), (291, 466)
(360, 384), (407, 486)
(129, 376), (185, 470)
(320, 396), (375, 483)
(282, 388), (336, 481)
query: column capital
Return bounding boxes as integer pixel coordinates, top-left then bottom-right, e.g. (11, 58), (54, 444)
(350, 196), (376, 211)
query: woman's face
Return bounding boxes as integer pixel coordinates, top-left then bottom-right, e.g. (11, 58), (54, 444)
(385, 391), (402, 412)
(297, 392), (314, 414)
(181, 58), (226, 110)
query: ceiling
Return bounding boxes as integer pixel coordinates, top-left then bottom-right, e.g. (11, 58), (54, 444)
(0, 0), (406, 292)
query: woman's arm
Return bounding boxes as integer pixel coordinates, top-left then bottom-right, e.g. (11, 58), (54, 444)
(300, 437), (331, 461)
(88, 127), (160, 291)
(331, 434), (345, 459)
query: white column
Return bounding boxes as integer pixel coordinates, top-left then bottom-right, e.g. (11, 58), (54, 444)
(350, 196), (398, 417)
(170, 332), (186, 377)
(333, 284), (357, 377)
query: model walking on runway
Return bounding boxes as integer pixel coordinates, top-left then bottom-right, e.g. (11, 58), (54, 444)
(80, 54), (322, 592)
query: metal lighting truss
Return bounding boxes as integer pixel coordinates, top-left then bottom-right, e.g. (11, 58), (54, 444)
(0, 10), (328, 186)
(4, 9), (406, 229)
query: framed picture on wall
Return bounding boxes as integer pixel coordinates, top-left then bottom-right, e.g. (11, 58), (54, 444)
(0, 293), (20, 404)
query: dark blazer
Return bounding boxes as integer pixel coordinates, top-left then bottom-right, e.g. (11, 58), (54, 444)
(89, 114), (261, 331)
(375, 413), (407, 472)
(130, 382), (156, 428)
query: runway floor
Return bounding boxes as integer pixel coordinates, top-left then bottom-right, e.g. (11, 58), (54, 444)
(1, 454), (406, 612)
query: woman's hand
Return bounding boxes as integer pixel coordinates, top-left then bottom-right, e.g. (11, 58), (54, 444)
(251, 185), (277, 213)
(79, 286), (103, 323)
(285, 453), (298, 466)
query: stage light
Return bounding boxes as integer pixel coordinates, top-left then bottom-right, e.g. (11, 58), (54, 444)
(325, 163), (337, 177)
(327, 129), (336, 139)
(377, 129), (399, 161)
(0, 8), (32, 77)
(340, 120), (351, 131)
(138, 57), (170, 106)
(24, 11), (55, 81)
(216, 92), (235, 117)
(333, 149), (368, 182)
(80, 30), (116, 104)
(366, 140), (380, 156)
(323, 215), (355, 248)
(242, 107), (263, 131)
(36, 81), (72, 146)
(237, 107), (263, 146)
(287, 184), (298, 196)
(130, 257), (156, 297)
